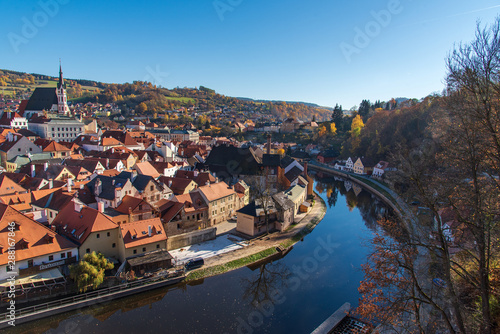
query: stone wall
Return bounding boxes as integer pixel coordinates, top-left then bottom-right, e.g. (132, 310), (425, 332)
(167, 227), (217, 250)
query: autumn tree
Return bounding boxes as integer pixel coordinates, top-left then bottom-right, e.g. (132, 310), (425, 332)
(136, 102), (148, 113)
(357, 18), (500, 334)
(69, 252), (114, 293)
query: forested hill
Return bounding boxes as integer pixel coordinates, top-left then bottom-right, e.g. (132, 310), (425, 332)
(0, 69), (332, 122)
(340, 95), (440, 162)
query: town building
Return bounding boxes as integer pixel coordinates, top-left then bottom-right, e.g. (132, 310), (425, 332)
(0, 203), (78, 282)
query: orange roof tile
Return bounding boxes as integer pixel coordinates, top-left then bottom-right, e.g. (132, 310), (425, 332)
(198, 181), (236, 202)
(52, 202), (118, 243)
(120, 218), (166, 248)
(0, 204), (77, 265)
(134, 161), (160, 179)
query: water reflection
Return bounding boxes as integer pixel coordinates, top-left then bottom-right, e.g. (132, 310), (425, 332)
(9, 175), (392, 334)
(242, 262), (291, 307)
(314, 173), (392, 231)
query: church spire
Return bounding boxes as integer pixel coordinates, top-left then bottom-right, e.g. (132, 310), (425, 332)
(58, 59), (64, 89)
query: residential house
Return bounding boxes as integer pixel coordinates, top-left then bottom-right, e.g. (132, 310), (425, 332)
(372, 161), (395, 179)
(134, 161), (161, 179)
(0, 134), (42, 167)
(353, 157), (375, 175)
(118, 218), (167, 262)
(317, 149), (339, 165)
(0, 203), (78, 282)
(345, 157), (355, 172)
(52, 201), (120, 260)
(272, 192), (295, 232)
(86, 175), (134, 209)
(118, 171), (173, 204)
(63, 158), (106, 175)
(198, 181), (242, 225)
(166, 191), (210, 235)
(112, 195), (157, 223)
(236, 198), (278, 237)
(159, 176), (198, 195)
(0, 173), (28, 196)
(283, 184), (307, 214)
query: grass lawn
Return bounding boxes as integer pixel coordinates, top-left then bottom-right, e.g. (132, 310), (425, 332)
(164, 96), (196, 104)
(186, 247), (278, 281)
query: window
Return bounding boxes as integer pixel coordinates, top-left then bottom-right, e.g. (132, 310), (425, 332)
(61, 253), (66, 258)
(150, 185), (154, 191)
(49, 255), (54, 261)
(67, 251), (72, 258)
(112, 243), (116, 248)
(50, 212), (53, 218)
(107, 232), (110, 237)
(142, 247), (146, 252)
(133, 249), (137, 254)
(86, 248), (90, 253)
(28, 260), (33, 267)
(156, 244), (160, 249)
(96, 233), (100, 239)
(18, 148), (21, 152)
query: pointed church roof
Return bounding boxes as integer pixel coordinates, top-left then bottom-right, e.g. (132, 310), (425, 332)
(58, 62), (65, 89)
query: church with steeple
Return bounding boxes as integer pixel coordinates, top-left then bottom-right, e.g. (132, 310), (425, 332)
(56, 63), (69, 115)
(24, 63), (85, 142)
(23, 62), (70, 118)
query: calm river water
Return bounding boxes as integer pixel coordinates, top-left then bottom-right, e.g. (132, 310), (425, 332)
(12, 175), (392, 334)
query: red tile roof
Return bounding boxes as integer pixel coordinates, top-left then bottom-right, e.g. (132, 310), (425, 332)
(120, 218), (166, 248)
(0, 204), (77, 264)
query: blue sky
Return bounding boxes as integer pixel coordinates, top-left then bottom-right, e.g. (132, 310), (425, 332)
(1, 0), (499, 108)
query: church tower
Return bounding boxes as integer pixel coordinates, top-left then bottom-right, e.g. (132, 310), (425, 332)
(57, 62), (69, 115)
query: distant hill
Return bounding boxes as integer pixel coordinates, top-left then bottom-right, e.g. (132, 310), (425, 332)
(0, 68), (334, 122)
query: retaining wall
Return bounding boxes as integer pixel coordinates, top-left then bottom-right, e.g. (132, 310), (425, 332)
(167, 228), (217, 250)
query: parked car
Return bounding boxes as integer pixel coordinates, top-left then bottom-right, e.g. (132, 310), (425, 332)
(185, 257), (204, 271)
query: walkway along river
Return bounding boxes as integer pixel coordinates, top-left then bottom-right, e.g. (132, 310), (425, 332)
(7, 175), (395, 334)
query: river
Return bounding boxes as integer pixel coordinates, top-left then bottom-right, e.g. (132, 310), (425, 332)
(11, 175), (392, 334)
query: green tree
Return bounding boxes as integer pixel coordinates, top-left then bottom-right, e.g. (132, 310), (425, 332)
(331, 103), (343, 129)
(69, 252), (114, 293)
(358, 99), (371, 118)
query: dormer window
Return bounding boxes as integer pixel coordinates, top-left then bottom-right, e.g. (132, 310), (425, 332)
(17, 238), (29, 250)
(43, 233), (54, 244)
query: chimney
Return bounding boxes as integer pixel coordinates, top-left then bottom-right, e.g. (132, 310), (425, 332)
(95, 179), (102, 196)
(74, 200), (82, 213)
(31, 164), (36, 178)
(148, 225), (152, 237)
(168, 180), (172, 187)
(106, 158), (109, 169)
(49, 179), (53, 189)
(44, 162), (48, 171)
(267, 134), (271, 155)
(111, 147), (114, 153)
(67, 179), (72, 192)
(194, 170), (199, 177)
(303, 162), (308, 177)
(50, 225), (57, 232)
(98, 201), (105, 213)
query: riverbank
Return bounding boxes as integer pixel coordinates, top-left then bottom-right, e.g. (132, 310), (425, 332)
(186, 193), (327, 282)
(308, 162), (416, 232)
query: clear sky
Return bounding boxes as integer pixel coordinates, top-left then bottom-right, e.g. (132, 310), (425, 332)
(1, 0), (499, 108)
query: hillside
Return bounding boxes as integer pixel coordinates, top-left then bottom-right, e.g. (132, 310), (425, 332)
(0, 69), (333, 122)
